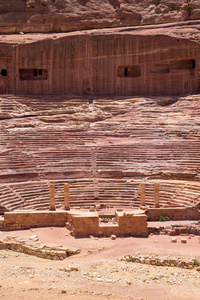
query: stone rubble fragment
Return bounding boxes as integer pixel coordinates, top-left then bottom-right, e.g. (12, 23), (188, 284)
(29, 235), (39, 242)
(171, 237), (177, 243)
(181, 238), (187, 244)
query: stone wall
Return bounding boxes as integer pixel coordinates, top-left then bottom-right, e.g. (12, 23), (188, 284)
(1, 208), (199, 237)
(0, 209), (148, 238)
(1, 211), (69, 230)
(69, 210), (148, 237)
(146, 206), (200, 221)
(1, 25), (199, 96)
(115, 211), (148, 237)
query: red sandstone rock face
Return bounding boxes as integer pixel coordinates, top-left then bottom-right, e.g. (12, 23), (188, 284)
(0, 23), (200, 96)
(0, 0), (200, 33)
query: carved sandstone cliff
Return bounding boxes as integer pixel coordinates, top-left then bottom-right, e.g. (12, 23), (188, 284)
(0, 22), (200, 96)
(0, 0), (200, 33)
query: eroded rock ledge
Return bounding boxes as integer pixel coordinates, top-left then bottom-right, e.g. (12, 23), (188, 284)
(1, 0), (200, 33)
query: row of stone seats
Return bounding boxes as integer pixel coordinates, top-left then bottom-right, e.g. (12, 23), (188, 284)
(0, 186), (24, 211)
(1, 95), (199, 184)
(96, 141), (200, 179)
(97, 179), (141, 208)
(0, 179), (199, 212)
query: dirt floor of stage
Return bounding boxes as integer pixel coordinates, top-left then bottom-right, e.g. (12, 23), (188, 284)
(0, 221), (200, 300)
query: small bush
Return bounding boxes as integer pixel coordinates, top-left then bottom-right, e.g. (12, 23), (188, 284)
(148, 218), (153, 221)
(186, 5), (193, 14)
(156, 0), (160, 6)
(159, 215), (170, 222)
(131, 257), (136, 262)
(194, 261), (200, 266)
(169, 7), (179, 12)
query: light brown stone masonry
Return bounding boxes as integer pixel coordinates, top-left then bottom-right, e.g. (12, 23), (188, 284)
(1, 211), (70, 230)
(146, 206), (200, 221)
(0, 235), (80, 260)
(68, 209), (148, 238)
(121, 253), (200, 270)
(1, 206), (199, 237)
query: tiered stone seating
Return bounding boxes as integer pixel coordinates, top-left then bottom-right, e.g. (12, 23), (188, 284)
(0, 179), (96, 211)
(167, 183), (200, 207)
(0, 95), (199, 211)
(0, 179), (199, 212)
(97, 179), (142, 208)
(158, 181), (183, 207)
(0, 186), (24, 211)
(11, 182), (50, 210)
(53, 179), (95, 208)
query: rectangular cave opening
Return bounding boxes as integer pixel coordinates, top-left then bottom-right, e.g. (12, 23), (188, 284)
(171, 59), (195, 70)
(151, 63), (170, 74)
(19, 69), (48, 80)
(118, 65), (141, 77)
(1, 69), (8, 77)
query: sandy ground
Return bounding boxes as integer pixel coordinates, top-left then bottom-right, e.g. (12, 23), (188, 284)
(0, 223), (200, 300)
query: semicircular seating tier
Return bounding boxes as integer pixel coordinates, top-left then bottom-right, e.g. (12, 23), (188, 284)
(0, 95), (199, 212)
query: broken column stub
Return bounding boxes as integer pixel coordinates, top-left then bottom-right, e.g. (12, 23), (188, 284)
(64, 183), (70, 210)
(154, 182), (160, 208)
(49, 184), (56, 211)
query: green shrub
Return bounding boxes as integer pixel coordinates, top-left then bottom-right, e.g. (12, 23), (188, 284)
(159, 215), (170, 222)
(186, 5), (193, 14)
(131, 257), (136, 262)
(169, 7), (179, 12)
(194, 261), (200, 266)
(156, 0), (160, 6)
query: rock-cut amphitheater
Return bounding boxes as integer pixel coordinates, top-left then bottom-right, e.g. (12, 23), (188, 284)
(0, 0), (200, 236)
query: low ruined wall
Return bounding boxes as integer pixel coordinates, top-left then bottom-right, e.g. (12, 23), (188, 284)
(121, 253), (200, 270)
(2, 207), (198, 237)
(0, 210), (148, 237)
(146, 207), (200, 221)
(0, 234), (80, 260)
(1, 211), (69, 230)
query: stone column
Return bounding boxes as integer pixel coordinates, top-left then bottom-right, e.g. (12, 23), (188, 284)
(49, 184), (56, 211)
(154, 182), (159, 208)
(64, 183), (70, 210)
(140, 182), (145, 207)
